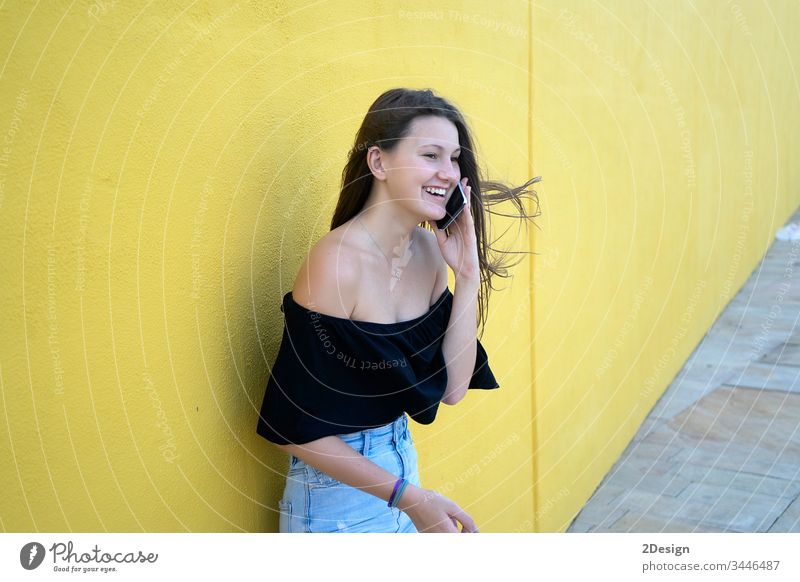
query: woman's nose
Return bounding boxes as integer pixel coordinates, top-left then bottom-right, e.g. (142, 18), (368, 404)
(438, 160), (459, 182)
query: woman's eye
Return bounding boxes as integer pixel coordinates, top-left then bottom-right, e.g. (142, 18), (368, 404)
(424, 153), (459, 162)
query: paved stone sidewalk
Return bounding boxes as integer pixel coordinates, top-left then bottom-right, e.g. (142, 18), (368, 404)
(568, 209), (800, 533)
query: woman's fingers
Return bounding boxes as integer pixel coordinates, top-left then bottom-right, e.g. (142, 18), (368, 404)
(408, 490), (480, 533)
(452, 507), (479, 533)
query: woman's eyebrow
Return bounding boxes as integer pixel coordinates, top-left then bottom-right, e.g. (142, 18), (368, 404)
(419, 143), (462, 153)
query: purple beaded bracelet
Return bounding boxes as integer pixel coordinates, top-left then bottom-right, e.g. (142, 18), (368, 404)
(387, 478), (409, 508)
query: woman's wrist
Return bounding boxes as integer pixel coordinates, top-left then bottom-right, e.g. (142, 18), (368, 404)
(394, 482), (424, 513)
(455, 270), (480, 287)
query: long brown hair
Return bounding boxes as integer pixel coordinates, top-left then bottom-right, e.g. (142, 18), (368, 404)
(330, 88), (541, 338)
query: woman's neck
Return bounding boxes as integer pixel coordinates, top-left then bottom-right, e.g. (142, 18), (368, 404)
(355, 202), (421, 261)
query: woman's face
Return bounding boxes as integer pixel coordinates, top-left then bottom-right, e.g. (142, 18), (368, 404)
(377, 115), (462, 222)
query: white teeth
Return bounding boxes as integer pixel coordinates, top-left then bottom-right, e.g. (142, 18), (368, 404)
(424, 186), (446, 197)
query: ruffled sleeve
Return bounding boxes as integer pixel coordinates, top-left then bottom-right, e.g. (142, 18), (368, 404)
(470, 337), (500, 390)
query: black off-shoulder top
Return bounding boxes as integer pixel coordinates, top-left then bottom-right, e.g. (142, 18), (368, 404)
(255, 287), (499, 445)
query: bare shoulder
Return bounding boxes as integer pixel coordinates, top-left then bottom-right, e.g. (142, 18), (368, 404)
(415, 226), (449, 298)
(292, 231), (361, 318)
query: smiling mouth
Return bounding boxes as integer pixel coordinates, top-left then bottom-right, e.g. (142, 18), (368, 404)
(423, 186), (447, 199)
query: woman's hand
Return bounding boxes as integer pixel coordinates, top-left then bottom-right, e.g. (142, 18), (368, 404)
(429, 178), (479, 281)
(396, 484), (479, 533)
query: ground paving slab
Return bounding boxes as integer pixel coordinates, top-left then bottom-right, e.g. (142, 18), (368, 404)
(566, 210), (800, 532)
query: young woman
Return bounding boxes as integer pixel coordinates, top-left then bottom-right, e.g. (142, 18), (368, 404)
(256, 87), (539, 533)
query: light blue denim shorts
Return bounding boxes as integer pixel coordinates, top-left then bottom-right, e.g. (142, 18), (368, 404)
(278, 413), (421, 533)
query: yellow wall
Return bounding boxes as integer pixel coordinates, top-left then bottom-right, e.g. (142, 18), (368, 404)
(0, 1), (533, 532)
(1, 0), (797, 533)
(532, 0), (800, 530)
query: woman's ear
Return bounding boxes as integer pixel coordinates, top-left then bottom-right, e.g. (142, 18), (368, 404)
(367, 146), (387, 181)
